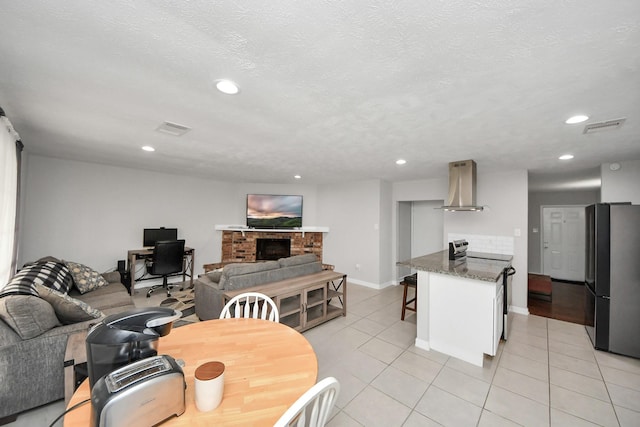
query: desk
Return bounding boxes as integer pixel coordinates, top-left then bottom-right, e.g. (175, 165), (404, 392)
(127, 247), (194, 295)
(64, 318), (318, 426)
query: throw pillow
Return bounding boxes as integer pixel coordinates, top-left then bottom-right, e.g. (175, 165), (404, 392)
(0, 295), (60, 339)
(36, 284), (104, 324)
(0, 261), (73, 297)
(65, 261), (109, 294)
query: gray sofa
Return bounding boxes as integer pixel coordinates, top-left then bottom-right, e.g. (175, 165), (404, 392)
(195, 254), (323, 320)
(0, 268), (134, 423)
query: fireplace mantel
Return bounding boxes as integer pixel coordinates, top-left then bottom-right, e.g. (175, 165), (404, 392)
(215, 225), (329, 237)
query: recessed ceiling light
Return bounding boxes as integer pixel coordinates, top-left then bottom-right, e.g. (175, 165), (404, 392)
(215, 79), (240, 95)
(294, 175), (302, 179)
(396, 159), (407, 165)
(565, 115), (589, 124)
(559, 154), (574, 160)
(142, 146), (155, 152)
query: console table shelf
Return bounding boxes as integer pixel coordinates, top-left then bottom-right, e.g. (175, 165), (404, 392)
(223, 270), (346, 333)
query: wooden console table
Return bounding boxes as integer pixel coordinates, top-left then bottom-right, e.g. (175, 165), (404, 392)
(223, 270), (347, 332)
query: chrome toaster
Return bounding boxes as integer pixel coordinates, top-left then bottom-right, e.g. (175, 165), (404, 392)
(91, 355), (186, 427)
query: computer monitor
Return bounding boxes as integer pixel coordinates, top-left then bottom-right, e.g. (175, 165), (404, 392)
(143, 228), (178, 247)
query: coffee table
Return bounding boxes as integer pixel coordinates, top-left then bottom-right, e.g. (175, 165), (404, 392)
(63, 318), (318, 426)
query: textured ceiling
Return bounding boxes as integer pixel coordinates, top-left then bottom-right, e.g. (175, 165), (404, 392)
(1, 1), (639, 187)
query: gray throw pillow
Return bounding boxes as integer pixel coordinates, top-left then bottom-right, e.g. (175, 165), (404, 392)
(36, 284), (104, 324)
(0, 295), (60, 339)
(64, 261), (109, 294)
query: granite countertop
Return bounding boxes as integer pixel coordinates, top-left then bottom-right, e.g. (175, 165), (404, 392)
(397, 250), (512, 282)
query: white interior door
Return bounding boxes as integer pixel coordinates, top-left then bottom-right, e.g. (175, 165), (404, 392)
(542, 206), (586, 281)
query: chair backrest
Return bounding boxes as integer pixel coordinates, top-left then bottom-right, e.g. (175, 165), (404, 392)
(150, 240), (185, 276)
(273, 377), (340, 427)
(219, 292), (279, 322)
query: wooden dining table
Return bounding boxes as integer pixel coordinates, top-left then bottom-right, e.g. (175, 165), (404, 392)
(64, 318), (318, 426)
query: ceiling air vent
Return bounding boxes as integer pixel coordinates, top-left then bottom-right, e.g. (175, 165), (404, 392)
(156, 121), (191, 136)
(583, 118), (626, 134)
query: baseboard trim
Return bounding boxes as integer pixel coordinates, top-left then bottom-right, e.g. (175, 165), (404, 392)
(348, 278), (390, 290)
(510, 305), (530, 316)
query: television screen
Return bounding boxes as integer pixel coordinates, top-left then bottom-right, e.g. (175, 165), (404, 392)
(247, 194), (303, 229)
(143, 228), (178, 247)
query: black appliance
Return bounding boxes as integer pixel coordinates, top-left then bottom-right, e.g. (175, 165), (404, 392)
(86, 307), (181, 388)
(585, 203), (640, 358)
(143, 227), (178, 247)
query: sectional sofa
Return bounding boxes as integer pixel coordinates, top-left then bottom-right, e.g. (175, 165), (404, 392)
(0, 258), (133, 423)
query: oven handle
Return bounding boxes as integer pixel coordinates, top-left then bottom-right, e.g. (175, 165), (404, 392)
(506, 266), (516, 276)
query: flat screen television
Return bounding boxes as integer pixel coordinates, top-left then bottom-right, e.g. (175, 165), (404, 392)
(246, 194), (303, 229)
(143, 227), (178, 247)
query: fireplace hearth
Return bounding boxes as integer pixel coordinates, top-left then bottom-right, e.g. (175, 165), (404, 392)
(256, 238), (291, 261)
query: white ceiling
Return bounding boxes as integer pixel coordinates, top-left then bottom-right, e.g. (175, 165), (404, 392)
(1, 1), (639, 187)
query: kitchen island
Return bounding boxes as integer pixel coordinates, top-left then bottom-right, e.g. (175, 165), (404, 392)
(397, 250), (512, 367)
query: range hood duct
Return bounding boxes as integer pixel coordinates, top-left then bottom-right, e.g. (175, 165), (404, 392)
(442, 160), (483, 211)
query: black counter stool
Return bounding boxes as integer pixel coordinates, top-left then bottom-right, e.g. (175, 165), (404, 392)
(401, 273), (418, 320)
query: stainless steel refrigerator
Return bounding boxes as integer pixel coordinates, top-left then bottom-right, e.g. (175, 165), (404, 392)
(585, 203), (640, 358)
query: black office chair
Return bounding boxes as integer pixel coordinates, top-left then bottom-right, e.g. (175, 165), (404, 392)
(146, 240), (186, 298)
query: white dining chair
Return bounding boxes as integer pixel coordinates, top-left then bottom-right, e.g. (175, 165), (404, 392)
(219, 292), (279, 322)
(273, 377), (340, 427)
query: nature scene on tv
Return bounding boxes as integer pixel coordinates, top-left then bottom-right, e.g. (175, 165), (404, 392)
(247, 194), (302, 228)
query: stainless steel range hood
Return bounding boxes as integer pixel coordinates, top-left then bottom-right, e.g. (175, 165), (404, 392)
(442, 160), (484, 211)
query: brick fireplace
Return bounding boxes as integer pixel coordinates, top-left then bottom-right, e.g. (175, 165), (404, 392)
(221, 230), (323, 263)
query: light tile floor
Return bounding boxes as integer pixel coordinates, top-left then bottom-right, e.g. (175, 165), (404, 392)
(8, 283), (640, 426)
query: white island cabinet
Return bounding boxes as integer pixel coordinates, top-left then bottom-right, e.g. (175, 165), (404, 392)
(399, 250), (511, 367)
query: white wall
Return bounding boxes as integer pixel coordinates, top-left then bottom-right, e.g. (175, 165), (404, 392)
(379, 181), (393, 287)
(601, 160), (640, 204)
(317, 179), (384, 287)
(19, 155), (319, 277)
(19, 155), (529, 306)
(411, 201), (445, 259)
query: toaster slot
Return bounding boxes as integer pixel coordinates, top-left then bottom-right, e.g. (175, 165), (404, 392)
(105, 356), (172, 393)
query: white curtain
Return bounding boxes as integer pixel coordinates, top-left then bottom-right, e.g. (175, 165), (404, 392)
(0, 114), (21, 288)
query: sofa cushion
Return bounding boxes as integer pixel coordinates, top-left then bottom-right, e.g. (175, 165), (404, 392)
(222, 261), (280, 278)
(64, 261), (109, 294)
(71, 283), (132, 311)
(220, 261), (279, 289)
(1, 261), (73, 297)
(0, 295), (60, 339)
(278, 254), (318, 267)
(36, 284), (103, 324)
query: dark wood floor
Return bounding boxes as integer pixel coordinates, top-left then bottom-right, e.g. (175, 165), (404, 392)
(528, 279), (586, 325)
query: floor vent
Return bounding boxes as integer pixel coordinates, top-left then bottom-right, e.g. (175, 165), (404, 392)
(583, 118), (626, 134)
(156, 121), (191, 136)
